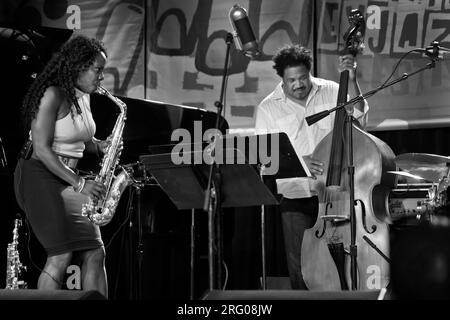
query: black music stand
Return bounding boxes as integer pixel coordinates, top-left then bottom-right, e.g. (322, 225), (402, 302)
(140, 147), (279, 294)
(216, 132), (311, 288)
(216, 132), (311, 178)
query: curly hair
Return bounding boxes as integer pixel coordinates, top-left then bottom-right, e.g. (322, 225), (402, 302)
(272, 44), (312, 77)
(21, 35), (107, 132)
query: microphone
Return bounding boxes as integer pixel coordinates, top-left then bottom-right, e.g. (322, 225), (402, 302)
(229, 4), (260, 58)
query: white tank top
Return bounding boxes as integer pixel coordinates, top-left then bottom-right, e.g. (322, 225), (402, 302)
(51, 93), (96, 158)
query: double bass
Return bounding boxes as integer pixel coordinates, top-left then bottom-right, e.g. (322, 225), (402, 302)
(301, 9), (396, 291)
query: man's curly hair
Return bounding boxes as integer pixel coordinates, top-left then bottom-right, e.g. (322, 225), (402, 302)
(272, 44), (312, 77)
(21, 35), (107, 132)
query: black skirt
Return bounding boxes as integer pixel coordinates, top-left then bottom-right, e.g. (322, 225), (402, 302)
(14, 158), (103, 256)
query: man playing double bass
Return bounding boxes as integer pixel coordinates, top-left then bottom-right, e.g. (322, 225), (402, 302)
(255, 44), (368, 290)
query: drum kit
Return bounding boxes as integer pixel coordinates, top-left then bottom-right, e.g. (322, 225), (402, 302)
(388, 153), (450, 225)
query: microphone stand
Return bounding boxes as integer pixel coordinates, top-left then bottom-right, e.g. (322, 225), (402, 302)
(306, 59), (436, 290)
(134, 181), (145, 300)
(363, 235), (392, 299)
(306, 59), (437, 126)
(203, 32), (233, 291)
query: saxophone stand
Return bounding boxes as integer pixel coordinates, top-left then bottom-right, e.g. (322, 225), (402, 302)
(306, 56), (437, 290)
(6, 214), (28, 289)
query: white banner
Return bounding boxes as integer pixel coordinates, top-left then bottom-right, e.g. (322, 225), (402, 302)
(3, 0), (450, 131)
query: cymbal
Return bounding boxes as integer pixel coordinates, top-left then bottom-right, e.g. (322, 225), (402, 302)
(395, 153), (450, 183)
(396, 153), (450, 165)
(387, 171), (426, 181)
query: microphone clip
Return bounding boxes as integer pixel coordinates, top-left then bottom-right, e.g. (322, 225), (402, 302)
(428, 41), (440, 60)
(423, 41), (450, 61)
(225, 32), (234, 45)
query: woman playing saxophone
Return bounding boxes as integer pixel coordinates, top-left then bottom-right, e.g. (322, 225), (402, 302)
(13, 35), (110, 298)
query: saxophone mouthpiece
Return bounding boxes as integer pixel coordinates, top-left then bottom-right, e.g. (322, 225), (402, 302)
(96, 85), (107, 95)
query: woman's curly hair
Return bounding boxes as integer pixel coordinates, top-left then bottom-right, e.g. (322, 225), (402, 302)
(272, 44), (312, 77)
(21, 35), (107, 132)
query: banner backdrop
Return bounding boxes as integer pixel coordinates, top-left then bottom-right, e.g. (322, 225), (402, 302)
(2, 0), (450, 131)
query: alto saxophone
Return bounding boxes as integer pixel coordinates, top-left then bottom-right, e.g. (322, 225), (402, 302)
(6, 217), (27, 289)
(81, 86), (133, 226)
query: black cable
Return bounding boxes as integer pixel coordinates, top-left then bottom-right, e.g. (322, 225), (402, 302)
(351, 48), (430, 107)
(6, 28), (43, 70)
(104, 187), (135, 250)
(109, 186), (135, 299)
(378, 49), (424, 91)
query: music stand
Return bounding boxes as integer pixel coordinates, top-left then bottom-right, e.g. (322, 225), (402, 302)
(216, 132), (311, 289)
(216, 132), (311, 178)
(140, 147), (278, 293)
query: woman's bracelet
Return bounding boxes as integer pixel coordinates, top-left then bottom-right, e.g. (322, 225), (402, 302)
(73, 177), (86, 193)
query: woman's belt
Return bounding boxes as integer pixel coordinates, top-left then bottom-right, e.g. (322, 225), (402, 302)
(58, 155), (79, 169)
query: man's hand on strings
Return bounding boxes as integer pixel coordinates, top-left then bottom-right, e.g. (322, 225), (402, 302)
(338, 54), (358, 81)
(338, 54), (363, 114)
(303, 155), (323, 178)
